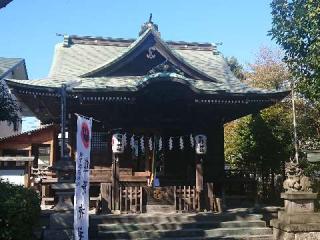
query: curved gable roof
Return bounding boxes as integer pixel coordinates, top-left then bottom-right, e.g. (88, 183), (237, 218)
(48, 29), (232, 83)
(80, 29), (219, 82)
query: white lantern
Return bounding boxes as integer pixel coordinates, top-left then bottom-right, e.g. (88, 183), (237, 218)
(195, 134), (207, 155)
(112, 133), (125, 153)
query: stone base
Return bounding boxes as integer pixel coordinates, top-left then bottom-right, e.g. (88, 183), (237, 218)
(281, 192), (317, 214)
(277, 211), (320, 224)
(146, 204), (175, 213)
(43, 213), (74, 240)
(272, 192), (320, 240)
(43, 229), (73, 240)
(271, 219), (320, 240)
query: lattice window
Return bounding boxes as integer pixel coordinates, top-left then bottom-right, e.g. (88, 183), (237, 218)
(91, 132), (107, 152)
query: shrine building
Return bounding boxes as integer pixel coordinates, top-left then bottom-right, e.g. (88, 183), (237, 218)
(5, 19), (288, 213)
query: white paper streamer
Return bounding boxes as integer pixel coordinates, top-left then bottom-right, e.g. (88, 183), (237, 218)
(130, 135), (135, 149)
(123, 133), (127, 147)
(134, 139), (139, 157)
(190, 134), (194, 148)
(158, 137), (162, 151)
(179, 137), (184, 150)
(169, 137), (173, 150)
(140, 136), (145, 153)
(149, 137), (153, 151)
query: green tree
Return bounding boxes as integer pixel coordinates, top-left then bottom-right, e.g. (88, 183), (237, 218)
(270, 0), (320, 104)
(225, 48), (292, 168)
(0, 80), (21, 130)
(225, 56), (246, 80)
(225, 49), (293, 202)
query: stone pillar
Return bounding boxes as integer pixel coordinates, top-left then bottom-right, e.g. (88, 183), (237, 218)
(52, 158), (75, 211)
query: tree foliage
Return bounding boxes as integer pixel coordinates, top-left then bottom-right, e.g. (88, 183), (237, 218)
(225, 56), (246, 80)
(225, 47), (320, 191)
(0, 80), (21, 130)
(270, 0), (320, 104)
(225, 48), (292, 171)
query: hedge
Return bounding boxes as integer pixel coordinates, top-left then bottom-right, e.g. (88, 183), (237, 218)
(0, 179), (41, 240)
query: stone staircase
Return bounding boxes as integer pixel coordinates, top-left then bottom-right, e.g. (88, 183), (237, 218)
(89, 211), (273, 240)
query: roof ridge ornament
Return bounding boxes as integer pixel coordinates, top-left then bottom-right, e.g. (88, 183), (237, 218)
(148, 61), (184, 76)
(139, 13), (160, 36)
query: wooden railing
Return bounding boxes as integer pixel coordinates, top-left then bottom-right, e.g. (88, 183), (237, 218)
(119, 186), (143, 213)
(174, 186), (199, 212)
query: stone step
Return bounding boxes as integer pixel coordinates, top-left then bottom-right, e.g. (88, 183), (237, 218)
(129, 236), (273, 240)
(96, 227), (272, 239)
(90, 212), (263, 225)
(92, 236), (273, 240)
(95, 220), (266, 232)
(205, 227), (273, 237)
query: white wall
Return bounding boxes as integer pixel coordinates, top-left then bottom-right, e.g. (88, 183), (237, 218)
(0, 169), (25, 185)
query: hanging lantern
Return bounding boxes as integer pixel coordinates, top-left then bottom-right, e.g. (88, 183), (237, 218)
(179, 137), (184, 150)
(149, 137), (153, 151)
(112, 133), (125, 153)
(158, 137), (162, 151)
(190, 134), (194, 148)
(169, 137), (173, 151)
(140, 136), (145, 153)
(195, 134), (207, 155)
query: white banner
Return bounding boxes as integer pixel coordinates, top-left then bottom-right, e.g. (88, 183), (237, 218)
(74, 115), (92, 240)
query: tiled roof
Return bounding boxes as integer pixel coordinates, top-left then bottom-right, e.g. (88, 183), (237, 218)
(5, 29), (288, 96)
(50, 29), (221, 81)
(0, 57), (24, 78)
(6, 73), (282, 95)
(0, 124), (56, 141)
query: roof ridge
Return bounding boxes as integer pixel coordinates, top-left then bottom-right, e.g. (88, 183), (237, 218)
(66, 34), (214, 50)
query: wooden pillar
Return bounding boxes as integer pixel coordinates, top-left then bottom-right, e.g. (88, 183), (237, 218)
(50, 129), (58, 166)
(112, 153), (120, 211)
(204, 123), (225, 211)
(31, 145), (39, 168)
(195, 157), (203, 192)
(196, 156), (204, 210)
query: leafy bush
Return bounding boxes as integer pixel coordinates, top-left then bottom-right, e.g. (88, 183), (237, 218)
(0, 180), (41, 240)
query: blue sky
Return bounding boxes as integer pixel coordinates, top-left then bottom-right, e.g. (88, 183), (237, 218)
(1, 0), (276, 79)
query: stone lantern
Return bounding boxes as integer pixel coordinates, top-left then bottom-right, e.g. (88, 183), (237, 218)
(271, 161), (320, 239)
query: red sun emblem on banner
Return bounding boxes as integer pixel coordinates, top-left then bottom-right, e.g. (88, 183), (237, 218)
(81, 122), (90, 149)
